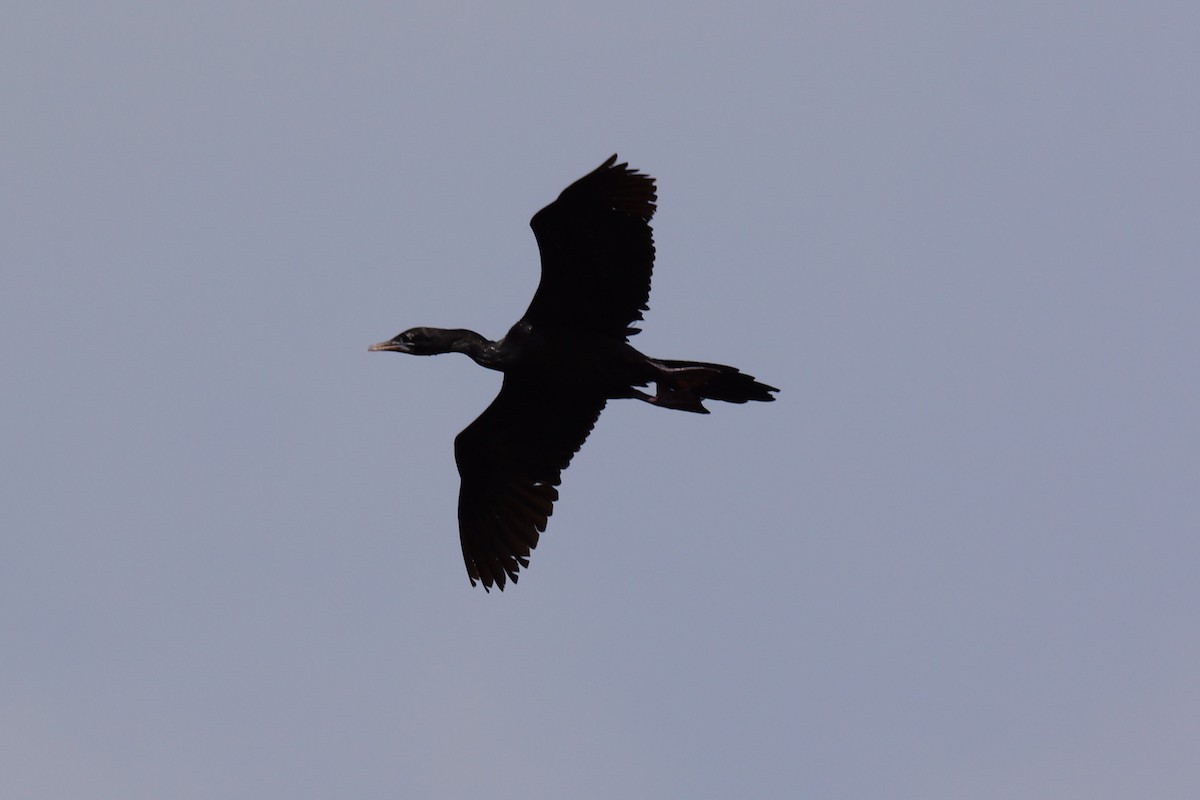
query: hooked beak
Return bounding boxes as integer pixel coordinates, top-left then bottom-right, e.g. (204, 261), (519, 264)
(368, 339), (410, 353)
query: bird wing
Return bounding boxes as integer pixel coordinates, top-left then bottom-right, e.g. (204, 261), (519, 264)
(454, 375), (607, 590)
(522, 154), (657, 338)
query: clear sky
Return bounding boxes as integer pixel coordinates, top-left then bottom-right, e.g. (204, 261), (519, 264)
(3, 2), (1197, 798)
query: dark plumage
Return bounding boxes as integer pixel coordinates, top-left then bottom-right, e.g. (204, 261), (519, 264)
(370, 155), (777, 590)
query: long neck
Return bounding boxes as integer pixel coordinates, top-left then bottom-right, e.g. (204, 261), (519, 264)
(443, 329), (502, 369)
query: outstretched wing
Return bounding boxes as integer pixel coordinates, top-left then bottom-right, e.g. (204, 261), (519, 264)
(522, 154), (657, 339)
(454, 375), (607, 590)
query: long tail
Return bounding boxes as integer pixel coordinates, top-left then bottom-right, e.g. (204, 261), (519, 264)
(644, 358), (778, 413)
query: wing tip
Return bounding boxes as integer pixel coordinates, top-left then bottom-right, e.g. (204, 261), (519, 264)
(594, 153), (657, 220)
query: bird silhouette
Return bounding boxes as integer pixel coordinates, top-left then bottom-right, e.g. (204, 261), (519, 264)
(371, 155), (777, 590)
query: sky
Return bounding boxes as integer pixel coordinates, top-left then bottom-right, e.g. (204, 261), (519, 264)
(3, 2), (1198, 798)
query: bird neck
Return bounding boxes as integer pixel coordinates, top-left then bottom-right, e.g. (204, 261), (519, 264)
(445, 329), (502, 369)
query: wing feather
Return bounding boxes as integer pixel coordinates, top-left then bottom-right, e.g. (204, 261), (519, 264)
(523, 155), (657, 338)
(454, 376), (606, 590)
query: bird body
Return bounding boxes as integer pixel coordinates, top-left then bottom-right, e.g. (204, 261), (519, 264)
(371, 156), (777, 590)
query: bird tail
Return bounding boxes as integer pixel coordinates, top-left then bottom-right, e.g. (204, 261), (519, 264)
(646, 359), (778, 413)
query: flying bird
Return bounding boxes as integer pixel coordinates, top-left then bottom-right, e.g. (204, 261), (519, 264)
(370, 155), (777, 590)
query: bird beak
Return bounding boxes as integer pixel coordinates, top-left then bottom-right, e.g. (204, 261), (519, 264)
(368, 339), (409, 353)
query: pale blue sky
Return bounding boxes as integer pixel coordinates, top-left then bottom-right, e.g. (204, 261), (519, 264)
(3, 2), (1198, 798)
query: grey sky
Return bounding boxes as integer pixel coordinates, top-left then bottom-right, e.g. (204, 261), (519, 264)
(3, 2), (1197, 798)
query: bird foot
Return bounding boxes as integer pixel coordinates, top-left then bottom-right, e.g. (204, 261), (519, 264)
(637, 385), (710, 414)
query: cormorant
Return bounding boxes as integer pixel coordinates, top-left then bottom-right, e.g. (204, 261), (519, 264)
(370, 155), (777, 590)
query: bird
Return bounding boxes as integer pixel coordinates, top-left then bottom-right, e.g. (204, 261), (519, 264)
(370, 155), (777, 590)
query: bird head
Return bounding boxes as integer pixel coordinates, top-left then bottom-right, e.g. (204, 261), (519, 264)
(368, 327), (447, 355)
(369, 326), (477, 357)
